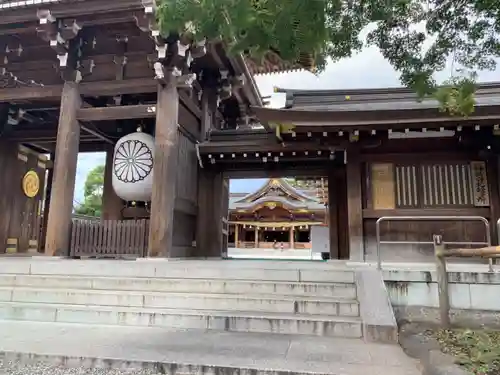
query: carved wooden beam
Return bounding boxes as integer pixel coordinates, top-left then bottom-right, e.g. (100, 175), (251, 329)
(36, 10), (94, 83)
(134, 0), (204, 89)
(111, 35), (128, 106)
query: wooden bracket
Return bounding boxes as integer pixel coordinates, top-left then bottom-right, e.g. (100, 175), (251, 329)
(5, 42), (23, 57)
(37, 10), (83, 71)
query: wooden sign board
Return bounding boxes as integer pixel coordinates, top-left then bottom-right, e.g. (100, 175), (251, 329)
(470, 161), (490, 207)
(371, 163), (396, 209)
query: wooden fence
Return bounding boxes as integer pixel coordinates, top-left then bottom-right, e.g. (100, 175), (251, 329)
(70, 219), (149, 258)
(433, 234), (500, 328)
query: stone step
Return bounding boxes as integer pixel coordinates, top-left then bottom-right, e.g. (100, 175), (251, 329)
(0, 275), (357, 299)
(0, 287), (359, 316)
(0, 259), (355, 283)
(0, 302), (363, 337)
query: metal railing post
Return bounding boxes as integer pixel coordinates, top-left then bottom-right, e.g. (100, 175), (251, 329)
(375, 217), (383, 270)
(497, 218), (500, 248)
(433, 234), (451, 328)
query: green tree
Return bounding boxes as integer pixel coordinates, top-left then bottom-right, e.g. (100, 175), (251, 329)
(158, 0), (500, 116)
(74, 165), (105, 217)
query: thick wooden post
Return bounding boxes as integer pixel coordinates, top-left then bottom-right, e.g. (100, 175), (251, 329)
(40, 152), (55, 253)
(196, 169), (214, 257)
(148, 81), (179, 257)
(487, 156), (500, 245)
(102, 146), (123, 220)
(434, 235), (451, 328)
(328, 168), (339, 259)
(290, 226), (294, 249)
(44, 82), (81, 256)
(234, 224), (239, 246)
(346, 149), (364, 261)
(211, 172), (225, 257)
(201, 88), (217, 138)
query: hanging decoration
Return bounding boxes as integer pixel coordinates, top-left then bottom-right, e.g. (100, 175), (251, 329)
(112, 129), (155, 202)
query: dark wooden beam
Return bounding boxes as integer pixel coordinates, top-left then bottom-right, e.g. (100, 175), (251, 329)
(0, 85), (63, 103)
(0, 0), (142, 25)
(0, 78), (201, 120)
(80, 125), (114, 144)
(223, 168), (328, 179)
(198, 139), (347, 154)
(44, 82), (81, 256)
(80, 78), (157, 97)
(77, 104), (156, 121)
(0, 79), (157, 103)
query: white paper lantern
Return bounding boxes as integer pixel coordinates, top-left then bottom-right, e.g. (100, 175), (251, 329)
(112, 130), (155, 202)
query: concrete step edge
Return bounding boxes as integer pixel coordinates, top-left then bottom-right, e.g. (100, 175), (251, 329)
(0, 274), (357, 287)
(0, 273), (356, 283)
(0, 301), (363, 322)
(0, 350), (330, 375)
(0, 286), (359, 304)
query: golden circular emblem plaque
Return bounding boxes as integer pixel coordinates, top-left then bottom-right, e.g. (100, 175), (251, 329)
(22, 170), (40, 198)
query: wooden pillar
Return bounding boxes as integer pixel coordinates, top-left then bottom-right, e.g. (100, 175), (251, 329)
(40, 152), (55, 253)
(44, 82), (81, 256)
(196, 169), (213, 256)
(148, 82), (179, 257)
(328, 168), (339, 259)
(487, 156), (500, 245)
(234, 224), (239, 247)
(254, 227), (259, 248)
(211, 172), (225, 256)
(346, 149), (364, 261)
(201, 88), (216, 138)
(195, 170), (225, 257)
(102, 146), (123, 220)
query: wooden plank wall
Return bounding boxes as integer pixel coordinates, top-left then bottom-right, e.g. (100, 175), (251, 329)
(70, 219), (148, 258)
(0, 141), (46, 254)
(363, 158), (494, 263)
(172, 131), (198, 257)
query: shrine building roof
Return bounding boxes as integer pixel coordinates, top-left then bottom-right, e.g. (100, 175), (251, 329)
(274, 82), (500, 111)
(228, 178), (326, 212)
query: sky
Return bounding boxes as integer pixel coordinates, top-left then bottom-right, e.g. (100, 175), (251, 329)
(73, 44), (500, 204)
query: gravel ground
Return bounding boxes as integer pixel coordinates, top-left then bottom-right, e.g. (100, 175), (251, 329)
(0, 360), (164, 375)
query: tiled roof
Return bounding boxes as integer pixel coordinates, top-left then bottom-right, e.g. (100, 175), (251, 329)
(228, 178), (325, 211)
(275, 82), (500, 111)
(245, 51), (314, 76)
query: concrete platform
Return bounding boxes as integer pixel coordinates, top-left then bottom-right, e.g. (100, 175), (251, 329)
(0, 321), (420, 375)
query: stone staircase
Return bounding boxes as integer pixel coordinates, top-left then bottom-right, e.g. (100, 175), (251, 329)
(0, 258), (396, 340)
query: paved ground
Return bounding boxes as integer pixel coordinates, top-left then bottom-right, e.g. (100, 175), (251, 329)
(0, 321), (420, 375)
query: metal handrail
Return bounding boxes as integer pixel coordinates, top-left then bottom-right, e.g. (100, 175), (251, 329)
(496, 218), (500, 246)
(375, 216), (491, 270)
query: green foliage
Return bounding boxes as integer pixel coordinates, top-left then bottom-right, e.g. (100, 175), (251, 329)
(157, 0), (500, 116)
(433, 328), (500, 375)
(74, 165), (105, 217)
